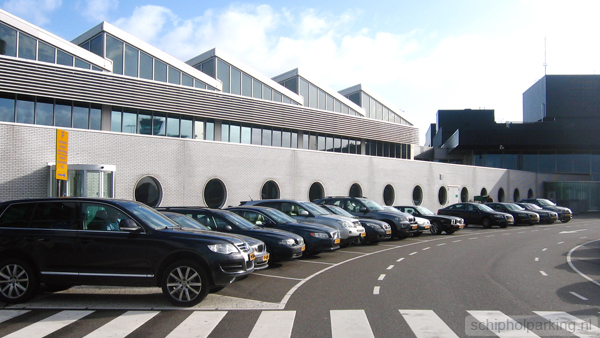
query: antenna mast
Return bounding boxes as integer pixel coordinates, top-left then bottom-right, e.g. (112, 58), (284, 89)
(543, 37), (547, 75)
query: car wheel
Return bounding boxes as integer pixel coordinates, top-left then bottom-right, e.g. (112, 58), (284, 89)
(412, 232), (423, 237)
(397, 233), (409, 240)
(481, 218), (492, 228)
(0, 258), (39, 304)
(430, 221), (443, 235)
(560, 218), (571, 223)
(161, 260), (209, 307)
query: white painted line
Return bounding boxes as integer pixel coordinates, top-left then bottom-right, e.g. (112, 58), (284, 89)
(581, 236), (588, 239)
(166, 311), (227, 338)
(486, 235), (495, 238)
(387, 265), (395, 270)
(540, 271), (548, 276)
(336, 250), (366, 255)
(503, 233), (512, 235)
(531, 230), (539, 232)
(378, 274), (386, 281)
(453, 240), (462, 243)
(517, 231), (526, 234)
(400, 310), (459, 338)
(422, 247), (431, 251)
(535, 257), (539, 262)
(469, 237), (478, 240)
(468, 311), (540, 337)
(557, 241), (564, 244)
(296, 260), (336, 265)
(567, 239), (600, 288)
(542, 248), (548, 252)
(4, 310), (93, 338)
(410, 252), (418, 255)
(569, 292), (589, 301)
(534, 311), (600, 337)
(373, 286), (380, 295)
(83, 311), (159, 338)
(397, 257), (405, 262)
(248, 311), (296, 338)
(437, 243), (446, 246)
(252, 273), (304, 281)
(331, 310), (375, 338)
(0, 310), (29, 324)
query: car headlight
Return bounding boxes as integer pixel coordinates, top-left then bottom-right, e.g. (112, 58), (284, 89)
(311, 232), (329, 238)
(337, 220), (354, 228)
(279, 238), (296, 246)
(208, 243), (239, 254)
(394, 216), (407, 222)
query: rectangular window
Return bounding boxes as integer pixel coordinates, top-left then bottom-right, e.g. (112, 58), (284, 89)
(291, 132), (298, 148)
(362, 93), (370, 117)
(73, 103), (89, 129)
(0, 23), (17, 57)
(205, 121), (214, 140)
(56, 50), (73, 66)
(318, 135), (326, 151)
(194, 79), (207, 89)
(168, 66), (181, 85)
(302, 133), (309, 149)
(138, 111), (152, 135)
(16, 95), (34, 124)
(241, 125), (251, 144)
(284, 77), (298, 93)
(299, 78), (309, 103)
(326, 95), (334, 111)
(182, 73), (193, 87)
(201, 58), (215, 78)
(273, 91), (282, 102)
(153, 113), (166, 136)
(272, 129), (282, 147)
(154, 60), (167, 82)
(230, 67), (241, 95)
(326, 136), (333, 152)
(221, 122), (229, 142)
(122, 109), (137, 133)
(180, 117), (193, 138)
(341, 139), (349, 153)
(252, 79), (262, 99)
(90, 104), (101, 130)
(18, 33), (36, 60)
(0, 93), (15, 122)
(262, 128), (272, 146)
(140, 52), (153, 80)
(37, 41), (55, 63)
(242, 73), (252, 97)
(334, 100), (341, 113)
(308, 84), (317, 108)
(55, 100), (72, 128)
(75, 58), (90, 69)
(124, 44), (139, 77)
(230, 124), (241, 143)
(309, 134), (317, 150)
(334, 138), (341, 152)
(217, 59), (230, 93)
(282, 130), (291, 148)
(167, 115), (180, 137)
(193, 120), (204, 139)
(263, 86), (272, 100)
(89, 34), (103, 57)
(105, 35), (123, 75)
(35, 98), (54, 126)
(111, 108), (122, 132)
(251, 127), (261, 145)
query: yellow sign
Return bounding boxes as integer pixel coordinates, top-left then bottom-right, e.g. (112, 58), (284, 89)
(56, 129), (68, 180)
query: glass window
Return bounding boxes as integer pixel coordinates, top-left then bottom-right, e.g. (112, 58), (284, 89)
(54, 100), (72, 127)
(89, 34), (103, 57)
(242, 73), (252, 97)
(326, 95), (334, 111)
(299, 78), (309, 102)
(135, 176), (163, 207)
(342, 104), (349, 115)
(122, 109), (137, 133)
(282, 130), (291, 148)
(18, 33), (36, 60)
(413, 185), (423, 205)
(334, 100), (341, 113)
(230, 124), (240, 143)
(252, 127), (261, 145)
(262, 128), (272, 146)
(253, 79), (262, 99)
(461, 187), (469, 202)
(438, 186), (447, 205)
(105, 34), (123, 75)
(370, 98), (376, 119)
(349, 183), (362, 197)
(221, 122), (229, 142)
(538, 152), (556, 173)
(291, 131), (297, 148)
(37, 41), (55, 63)
(230, 67), (241, 95)
(137, 111), (152, 135)
(16, 95), (34, 124)
(318, 89), (326, 110)
(341, 139), (349, 153)
(204, 178), (227, 208)
(334, 137), (341, 152)
(318, 135), (326, 151)
(261, 181), (280, 199)
(72, 103), (89, 129)
(0, 23), (17, 57)
(35, 97), (53, 126)
(326, 136), (333, 152)
(90, 104), (101, 130)
(309, 134), (317, 150)
(272, 129), (282, 147)
(217, 59), (230, 93)
(140, 52), (153, 80)
(124, 44), (139, 77)
(205, 120), (214, 140)
(201, 58), (215, 78)
(273, 91), (282, 102)
(56, 50), (72, 66)
(194, 120), (204, 139)
(111, 108), (122, 132)
(194, 79), (206, 89)
(241, 125), (251, 144)
(556, 154), (574, 173)
(0, 93), (15, 122)
(383, 185), (395, 206)
(168, 66), (180, 85)
(263, 86), (272, 100)
(154, 59), (167, 82)
(309, 182), (324, 202)
(167, 115), (180, 137)
(180, 117), (192, 138)
(75, 58), (90, 69)
(348, 92), (360, 107)
(308, 84), (317, 108)
(182, 73), (193, 87)
(153, 113), (166, 136)
(573, 153), (591, 174)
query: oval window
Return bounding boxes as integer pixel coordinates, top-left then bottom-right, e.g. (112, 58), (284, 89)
(134, 176), (163, 207)
(513, 188), (520, 202)
(498, 188), (505, 202)
(261, 180), (280, 199)
(480, 188), (488, 197)
(461, 187), (469, 202)
(309, 182), (324, 202)
(383, 184), (395, 206)
(204, 178), (227, 208)
(527, 189), (534, 199)
(438, 186), (447, 205)
(349, 183), (362, 198)
(413, 185), (423, 206)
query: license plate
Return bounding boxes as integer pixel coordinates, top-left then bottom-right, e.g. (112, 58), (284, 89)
(412, 225), (418, 229)
(386, 230), (392, 234)
(361, 232), (366, 237)
(335, 238), (341, 244)
(250, 253), (255, 260)
(301, 245), (305, 251)
(424, 225), (430, 229)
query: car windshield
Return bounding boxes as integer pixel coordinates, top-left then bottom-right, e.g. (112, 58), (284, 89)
(299, 201), (330, 215)
(363, 199), (385, 211)
(325, 205), (354, 218)
(261, 208), (298, 224)
(477, 204), (495, 212)
(526, 203), (542, 210)
(537, 199), (556, 206)
(115, 201), (178, 229)
(504, 204), (525, 211)
(165, 213), (209, 230)
(218, 210), (257, 230)
(414, 206), (435, 216)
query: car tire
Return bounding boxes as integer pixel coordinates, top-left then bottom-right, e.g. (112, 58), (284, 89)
(397, 233), (409, 240)
(481, 218), (492, 228)
(161, 260), (209, 307)
(412, 232), (423, 237)
(560, 218), (571, 223)
(430, 221), (443, 235)
(0, 258), (39, 304)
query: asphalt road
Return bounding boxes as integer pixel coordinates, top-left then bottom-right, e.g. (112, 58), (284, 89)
(2, 216), (600, 337)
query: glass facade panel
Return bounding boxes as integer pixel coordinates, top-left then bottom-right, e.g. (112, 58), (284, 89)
(573, 153), (591, 174)
(105, 35), (123, 75)
(154, 59), (167, 82)
(308, 84), (317, 108)
(0, 93), (15, 122)
(272, 129), (281, 147)
(89, 34), (103, 57)
(262, 128), (272, 145)
(201, 59), (215, 78)
(124, 44), (139, 77)
(18, 33), (36, 60)
(180, 118), (192, 138)
(56, 49), (72, 66)
(140, 52), (153, 80)
(168, 66), (181, 85)
(138, 111), (152, 135)
(284, 77), (298, 93)
(522, 153), (537, 172)
(195, 79), (207, 89)
(90, 105), (101, 130)
(291, 131), (298, 148)
(326, 95), (334, 111)
(325, 136), (333, 151)
(205, 121), (214, 140)
(54, 100), (72, 127)
(334, 100), (341, 113)
(122, 110), (137, 133)
(221, 122), (229, 142)
(182, 73), (193, 87)
(538, 153), (556, 173)
(318, 90), (326, 110)
(299, 78), (309, 102)
(230, 124), (240, 143)
(111, 109), (122, 131)
(252, 79), (262, 99)
(230, 67), (241, 95)
(75, 58), (90, 69)
(37, 41), (55, 63)
(318, 135), (326, 151)
(167, 116), (180, 137)
(282, 130), (291, 148)
(241, 125), (251, 144)
(252, 127), (261, 145)
(153, 113), (166, 136)
(217, 59), (230, 93)
(0, 23), (17, 57)
(242, 73), (252, 97)
(264, 86), (272, 100)
(273, 91), (282, 102)
(72, 103), (89, 129)
(35, 98), (53, 126)
(342, 105), (349, 115)
(16, 95), (34, 124)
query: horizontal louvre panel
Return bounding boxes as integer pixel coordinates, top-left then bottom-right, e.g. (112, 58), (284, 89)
(0, 57), (419, 144)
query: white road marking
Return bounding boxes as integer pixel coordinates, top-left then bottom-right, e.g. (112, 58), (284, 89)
(558, 241), (564, 244)
(503, 233), (512, 235)
(387, 265), (394, 270)
(4, 310), (93, 338)
(469, 237), (478, 240)
(248, 311), (296, 338)
(410, 252), (418, 255)
(486, 235), (495, 238)
(569, 292), (588, 301)
(373, 286), (380, 295)
(83, 311), (159, 338)
(581, 237), (588, 239)
(0, 310), (29, 324)
(252, 273), (303, 281)
(534, 311), (600, 337)
(453, 240), (462, 242)
(542, 248), (548, 252)
(567, 239), (600, 288)
(559, 229), (587, 234)
(468, 310), (540, 337)
(397, 257), (405, 262)
(378, 274), (386, 281)
(540, 271), (548, 276)
(535, 257), (539, 262)
(400, 310), (459, 338)
(437, 243), (446, 246)
(166, 311), (227, 338)
(296, 260), (336, 265)
(331, 310), (375, 338)
(422, 247), (431, 250)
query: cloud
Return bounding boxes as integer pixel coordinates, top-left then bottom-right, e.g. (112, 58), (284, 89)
(1, 0), (61, 26)
(113, 5), (177, 44)
(76, 0), (118, 22)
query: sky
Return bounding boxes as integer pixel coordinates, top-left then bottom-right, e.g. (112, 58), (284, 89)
(2, 0), (600, 143)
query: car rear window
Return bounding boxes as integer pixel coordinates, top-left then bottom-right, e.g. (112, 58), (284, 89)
(30, 202), (77, 229)
(0, 203), (35, 228)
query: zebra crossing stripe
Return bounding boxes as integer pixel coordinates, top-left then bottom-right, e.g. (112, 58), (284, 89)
(166, 311), (227, 338)
(534, 311), (600, 338)
(331, 310), (375, 338)
(468, 311), (540, 337)
(400, 310), (459, 338)
(83, 310), (159, 338)
(3, 310), (93, 338)
(0, 310), (29, 324)
(248, 311), (296, 338)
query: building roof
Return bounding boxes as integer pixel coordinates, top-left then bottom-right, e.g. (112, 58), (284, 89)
(339, 83), (412, 125)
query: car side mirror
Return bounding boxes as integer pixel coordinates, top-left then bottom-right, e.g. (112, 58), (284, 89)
(299, 210), (310, 217)
(119, 219), (142, 232)
(224, 225), (233, 232)
(359, 207), (368, 213)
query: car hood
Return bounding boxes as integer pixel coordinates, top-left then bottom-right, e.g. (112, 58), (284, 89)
(242, 227), (303, 241)
(542, 205), (570, 212)
(168, 227), (245, 244)
(285, 221), (335, 233)
(422, 214), (462, 222)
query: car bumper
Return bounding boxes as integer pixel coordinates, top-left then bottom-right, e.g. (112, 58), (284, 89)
(306, 237), (341, 252)
(212, 254), (255, 286)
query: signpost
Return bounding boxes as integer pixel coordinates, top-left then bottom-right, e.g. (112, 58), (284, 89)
(56, 129), (68, 196)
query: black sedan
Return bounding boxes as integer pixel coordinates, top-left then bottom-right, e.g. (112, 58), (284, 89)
(519, 198), (573, 223)
(319, 204), (392, 244)
(516, 203), (559, 224)
(437, 202), (514, 228)
(226, 206), (341, 255)
(486, 202), (540, 225)
(393, 205), (465, 235)
(157, 207), (305, 261)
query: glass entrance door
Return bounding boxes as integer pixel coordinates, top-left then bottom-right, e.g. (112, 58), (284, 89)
(49, 164), (115, 198)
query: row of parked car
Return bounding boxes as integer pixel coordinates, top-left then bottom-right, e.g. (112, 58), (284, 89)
(0, 196), (569, 307)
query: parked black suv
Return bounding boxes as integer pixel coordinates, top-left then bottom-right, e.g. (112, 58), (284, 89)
(315, 197), (418, 239)
(0, 198), (255, 306)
